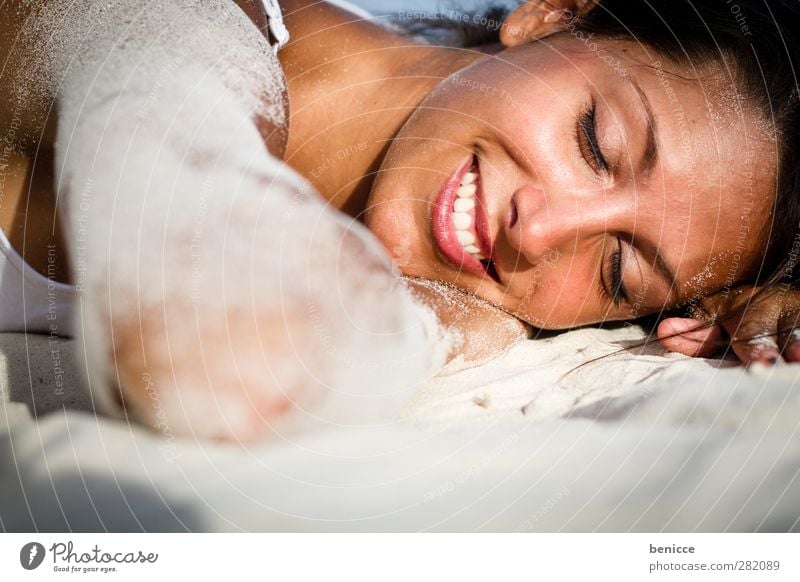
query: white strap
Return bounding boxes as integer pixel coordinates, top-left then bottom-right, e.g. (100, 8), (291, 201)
(261, 0), (290, 52)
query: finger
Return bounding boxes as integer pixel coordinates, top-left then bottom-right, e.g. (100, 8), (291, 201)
(719, 315), (782, 365)
(738, 337), (782, 365)
(502, 2), (570, 46)
(778, 310), (800, 362)
(784, 331), (800, 362)
(657, 317), (721, 358)
(575, 0), (600, 14)
(530, 8), (573, 39)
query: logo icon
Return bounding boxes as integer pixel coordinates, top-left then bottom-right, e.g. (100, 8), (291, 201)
(19, 542), (46, 570)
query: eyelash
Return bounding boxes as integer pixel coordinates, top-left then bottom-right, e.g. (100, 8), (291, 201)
(609, 239), (626, 307)
(577, 102), (626, 306)
(577, 101), (609, 175)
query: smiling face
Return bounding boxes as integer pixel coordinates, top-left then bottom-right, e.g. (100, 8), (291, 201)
(364, 34), (776, 329)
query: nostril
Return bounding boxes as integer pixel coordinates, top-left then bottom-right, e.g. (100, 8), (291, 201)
(508, 195), (519, 229)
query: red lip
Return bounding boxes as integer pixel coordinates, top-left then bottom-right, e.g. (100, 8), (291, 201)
(431, 153), (493, 279)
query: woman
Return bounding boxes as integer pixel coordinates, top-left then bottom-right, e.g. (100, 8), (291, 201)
(1, 0), (799, 440)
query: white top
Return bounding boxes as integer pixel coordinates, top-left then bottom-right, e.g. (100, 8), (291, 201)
(0, 227), (75, 336)
(264, 0), (373, 51)
(261, 0), (290, 51)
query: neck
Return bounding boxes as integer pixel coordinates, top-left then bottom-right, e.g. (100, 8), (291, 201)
(278, 0), (482, 219)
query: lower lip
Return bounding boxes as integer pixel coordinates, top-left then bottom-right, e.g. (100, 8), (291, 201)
(431, 154), (487, 278)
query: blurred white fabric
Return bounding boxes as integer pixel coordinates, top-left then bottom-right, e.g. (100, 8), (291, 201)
(2, 0), (800, 533)
(3, 325), (800, 531)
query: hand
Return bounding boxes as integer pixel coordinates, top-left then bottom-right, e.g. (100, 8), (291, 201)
(501, 0), (599, 47)
(658, 284), (800, 364)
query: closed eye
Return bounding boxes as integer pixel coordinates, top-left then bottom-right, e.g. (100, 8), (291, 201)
(577, 100), (609, 175)
(579, 102), (625, 306)
(607, 238), (627, 307)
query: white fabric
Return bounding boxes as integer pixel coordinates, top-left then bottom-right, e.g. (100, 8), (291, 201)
(0, 228), (74, 336)
(261, 0), (290, 51)
(3, 325), (800, 532)
(3, 0), (799, 533)
(262, 0), (377, 53)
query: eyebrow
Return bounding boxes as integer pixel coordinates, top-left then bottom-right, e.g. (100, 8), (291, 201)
(623, 76), (678, 304)
(627, 75), (658, 179)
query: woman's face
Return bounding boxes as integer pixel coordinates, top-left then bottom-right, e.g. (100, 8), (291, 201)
(365, 34), (775, 329)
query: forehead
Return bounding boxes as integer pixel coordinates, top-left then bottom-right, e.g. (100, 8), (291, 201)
(632, 60), (776, 299)
(564, 39), (778, 301)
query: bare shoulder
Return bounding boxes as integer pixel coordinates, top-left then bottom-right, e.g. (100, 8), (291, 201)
(279, 0), (407, 69)
(0, 1), (60, 150)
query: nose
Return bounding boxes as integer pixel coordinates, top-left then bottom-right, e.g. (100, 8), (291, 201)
(504, 185), (613, 265)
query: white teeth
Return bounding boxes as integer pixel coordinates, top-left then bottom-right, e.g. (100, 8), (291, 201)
(451, 212), (472, 230)
(453, 197), (475, 212)
(457, 183), (477, 198)
(450, 168), (485, 262)
(455, 229), (476, 246)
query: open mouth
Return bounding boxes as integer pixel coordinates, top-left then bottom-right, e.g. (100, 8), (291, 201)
(431, 153), (500, 283)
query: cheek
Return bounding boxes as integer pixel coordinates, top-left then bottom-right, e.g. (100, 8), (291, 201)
(503, 258), (604, 328)
(365, 202), (409, 253)
(503, 272), (566, 323)
(365, 198), (433, 274)
(425, 62), (536, 132)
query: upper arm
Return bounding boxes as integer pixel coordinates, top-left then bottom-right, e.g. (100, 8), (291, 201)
(0, 1), (59, 150)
